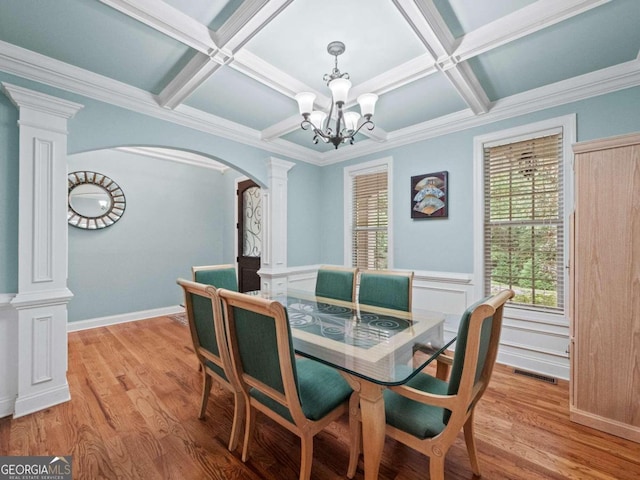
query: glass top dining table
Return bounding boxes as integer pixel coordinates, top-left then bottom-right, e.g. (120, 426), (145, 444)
(254, 288), (455, 384)
(252, 288), (457, 480)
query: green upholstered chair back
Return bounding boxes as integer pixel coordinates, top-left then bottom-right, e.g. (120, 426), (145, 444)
(193, 265), (238, 291)
(190, 291), (222, 358)
(444, 296), (496, 424)
(229, 304), (298, 397)
(315, 266), (357, 302)
(358, 271), (413, 311)
(177, 278), (228, 380)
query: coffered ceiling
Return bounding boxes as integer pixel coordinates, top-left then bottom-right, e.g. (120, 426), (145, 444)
(1, 0), (639, 165)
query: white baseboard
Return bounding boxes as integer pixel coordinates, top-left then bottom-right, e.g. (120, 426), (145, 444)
(67, 305), (184, 332)
(0, 394), (15, 418)
(497, 349), (570, 380)
(13, 383), (71, 419)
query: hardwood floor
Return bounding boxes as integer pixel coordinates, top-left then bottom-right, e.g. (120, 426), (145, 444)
(1, 315), (638, 479)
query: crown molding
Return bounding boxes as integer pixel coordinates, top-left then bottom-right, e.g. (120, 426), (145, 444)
(1, 38), (637, 168)
(116, 146), (229, 171)
(319, 58), (640, 164)
(1, 82), (84, 119)
(0, 40), (321, 163)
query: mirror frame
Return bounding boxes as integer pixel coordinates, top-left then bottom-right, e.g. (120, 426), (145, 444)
(68, 171), (126, 229)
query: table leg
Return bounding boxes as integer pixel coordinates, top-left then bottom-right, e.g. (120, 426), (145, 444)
(357, 380), (386, 480)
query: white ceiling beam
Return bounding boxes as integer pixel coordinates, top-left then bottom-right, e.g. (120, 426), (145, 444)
(163, 0), (293, 109)
(99, 0), (216, 54)
(232, 49), (329, 102)
(392, 0), (490, 114)
(351, 53), (438, 98)
(157, 53), (223, 109)
(0, 40), (323, 164)
(106, 0), (294, 110)
(439, 59), (490, 115)
(217, 0), (294, 53)
(454, 0), (611, 62)
(391, 0), (450, 62)
(261, 115), (301, 141)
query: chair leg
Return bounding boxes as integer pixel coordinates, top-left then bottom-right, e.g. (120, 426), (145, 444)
(299, 434), (314, 480)
(435, 360), (451, 381)
(347, 393), (362, 479)
(429, 455), (446, 480)
(241, 405), (257, 462)
(227, 392), (245, 452)
(463, 413), (481, 476)
(198, 371), (212, 419)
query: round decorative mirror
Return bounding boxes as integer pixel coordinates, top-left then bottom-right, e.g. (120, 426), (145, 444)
(68, 171), (126, 229)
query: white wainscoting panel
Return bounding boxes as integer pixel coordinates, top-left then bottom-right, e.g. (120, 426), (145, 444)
(282, 266), (570, 379)
(0, 295), (18, 418)
(32, 315), (53, 384)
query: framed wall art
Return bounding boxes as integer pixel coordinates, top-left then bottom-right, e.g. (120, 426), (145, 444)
(411, 171), (448, 219)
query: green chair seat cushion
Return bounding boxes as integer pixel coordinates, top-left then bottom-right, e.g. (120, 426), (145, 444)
(194, 268), (238, 291)
(250, 357), (352, 422)
(384, 367), (449, 440)
(315, 269), (355, 302)
(359, 273), (410, 311)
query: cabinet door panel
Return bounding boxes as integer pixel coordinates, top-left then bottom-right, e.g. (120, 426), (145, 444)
(573, 139), (640, 434)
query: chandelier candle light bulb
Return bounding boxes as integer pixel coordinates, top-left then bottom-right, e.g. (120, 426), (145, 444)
(295, 41), (378, 149)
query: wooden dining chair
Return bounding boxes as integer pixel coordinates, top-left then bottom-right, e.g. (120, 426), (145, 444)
(176, 278), (245, 452)
(218, 288), (356, 480)
(192, 264), (238, 291)
(348, 289), (514, 480)
(358, 269), (414, 311)
(190, 264), (238, 373)
(315, 265), (358, 302)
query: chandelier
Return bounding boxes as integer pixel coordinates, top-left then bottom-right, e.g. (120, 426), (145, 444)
(295, 41), (378, 149)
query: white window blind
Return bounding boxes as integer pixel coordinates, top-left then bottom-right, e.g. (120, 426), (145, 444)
(352, 169), (388, 269)
(483, 132), (564, 312)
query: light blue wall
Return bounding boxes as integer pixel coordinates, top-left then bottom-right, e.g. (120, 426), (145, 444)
(286, 161), (323, 267)
(67, 149), (240, 321)
(0, 71), (323, 302)
(320, 86), (640, 272)
(2, 67), (639, 318)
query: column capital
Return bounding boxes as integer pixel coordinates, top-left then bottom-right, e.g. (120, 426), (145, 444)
(2, 82), (84, 119)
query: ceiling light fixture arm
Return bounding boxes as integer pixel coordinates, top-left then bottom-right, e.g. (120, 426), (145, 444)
(300, 110), (375, 149)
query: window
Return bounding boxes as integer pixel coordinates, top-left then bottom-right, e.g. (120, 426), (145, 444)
(474, 116), (575, 315)
(344, 158), (392, 269)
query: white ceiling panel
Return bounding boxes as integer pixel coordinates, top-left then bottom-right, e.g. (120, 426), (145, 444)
(0, 0), (638, 164)
(183, 65), (296, 130)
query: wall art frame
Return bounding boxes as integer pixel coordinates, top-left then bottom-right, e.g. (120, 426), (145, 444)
(411, 171), (448, 219)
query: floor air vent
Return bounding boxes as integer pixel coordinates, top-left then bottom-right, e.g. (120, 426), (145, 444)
(513, 368), (557, 384)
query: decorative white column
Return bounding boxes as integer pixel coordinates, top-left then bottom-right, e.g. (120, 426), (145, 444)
(259, 157), (294, 295)
(2, 83), (83, 418)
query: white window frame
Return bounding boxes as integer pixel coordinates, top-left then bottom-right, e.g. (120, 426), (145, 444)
(473, 115), (575, 323)
(344, 157), (394, 268)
